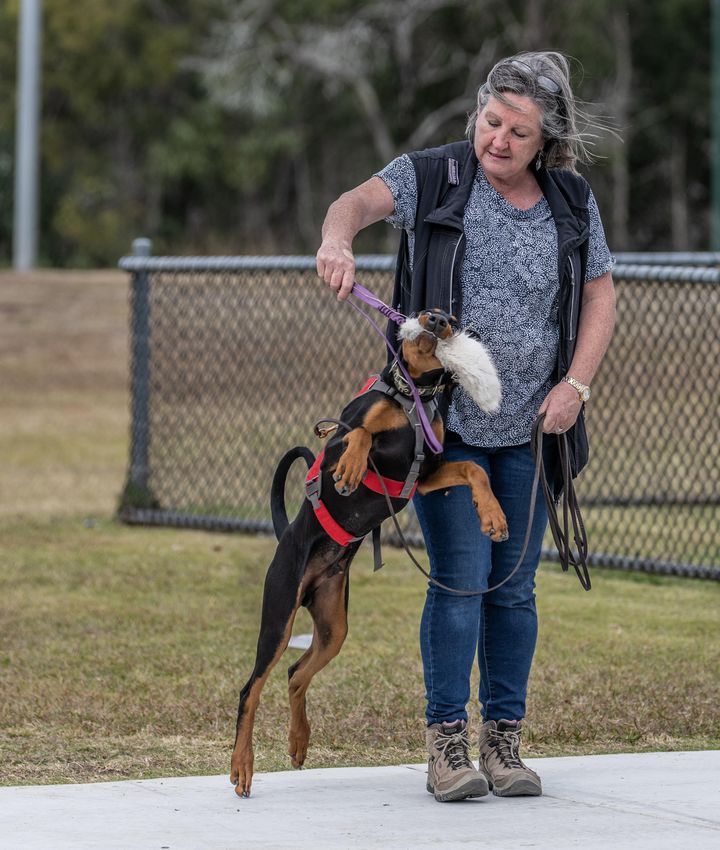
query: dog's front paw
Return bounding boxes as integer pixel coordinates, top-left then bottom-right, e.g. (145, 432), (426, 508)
(333, 452), (367, 495)
(474, 499), (509, 542)
(333, 473), (353, 497)
(489, 524), (509, 542)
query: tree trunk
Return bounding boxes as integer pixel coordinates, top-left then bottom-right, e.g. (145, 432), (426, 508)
(670, 132), (689, 250)
(521, 0), (548, 50)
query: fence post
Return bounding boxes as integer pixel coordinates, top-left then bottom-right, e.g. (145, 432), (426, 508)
(121, 237), (156, 511)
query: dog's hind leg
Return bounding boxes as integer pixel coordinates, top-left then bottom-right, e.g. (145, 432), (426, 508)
(230, 534), (304, 798)
(286, 566), (350, 769)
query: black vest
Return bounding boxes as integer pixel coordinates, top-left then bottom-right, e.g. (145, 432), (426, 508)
(387, 140), (591, 483)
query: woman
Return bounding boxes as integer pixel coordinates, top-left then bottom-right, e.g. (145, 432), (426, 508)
(316, 51), (616, 803)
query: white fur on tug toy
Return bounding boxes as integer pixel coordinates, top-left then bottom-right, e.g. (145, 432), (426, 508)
(399, 317), (501, 413)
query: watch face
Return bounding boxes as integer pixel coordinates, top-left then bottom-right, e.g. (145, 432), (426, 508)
(580, 388), (591, 402)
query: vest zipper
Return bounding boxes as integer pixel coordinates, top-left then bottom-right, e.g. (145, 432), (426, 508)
(449, 232), (465, 314)
(567, 256), (577, 342)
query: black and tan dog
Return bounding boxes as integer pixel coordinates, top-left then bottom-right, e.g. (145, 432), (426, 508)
(230, 309), (508, 798)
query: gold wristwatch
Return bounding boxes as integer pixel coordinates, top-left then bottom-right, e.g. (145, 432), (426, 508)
(562, 375), (591, 402)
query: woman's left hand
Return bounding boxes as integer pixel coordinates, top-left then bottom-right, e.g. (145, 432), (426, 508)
(538, 382), (583, 434)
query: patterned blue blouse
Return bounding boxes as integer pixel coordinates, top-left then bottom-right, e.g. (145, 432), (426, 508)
(375, 154), (614, 448)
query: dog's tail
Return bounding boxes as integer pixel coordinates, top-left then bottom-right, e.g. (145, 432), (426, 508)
(270, 446), (316, 540)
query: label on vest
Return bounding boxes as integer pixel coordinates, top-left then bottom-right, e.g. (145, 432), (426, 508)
(448, 158), (459, 185)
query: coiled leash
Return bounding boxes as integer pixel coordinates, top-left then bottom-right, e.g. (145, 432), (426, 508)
(535, 417), (591, 591)
(307, 281), (592, 595)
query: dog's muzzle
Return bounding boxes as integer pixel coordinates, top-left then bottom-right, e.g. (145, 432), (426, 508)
(420, 310), (451, 339)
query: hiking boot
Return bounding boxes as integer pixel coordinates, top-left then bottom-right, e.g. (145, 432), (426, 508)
(478, 719), (542, 797)
(426, 719), (489, 802)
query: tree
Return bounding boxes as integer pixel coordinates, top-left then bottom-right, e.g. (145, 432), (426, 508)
(0, 0), (237, 265)
(0, 0), (712, 265)
(196, 0), (507, 251)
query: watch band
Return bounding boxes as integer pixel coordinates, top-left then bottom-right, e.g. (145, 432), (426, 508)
(562, 375), (591, 402)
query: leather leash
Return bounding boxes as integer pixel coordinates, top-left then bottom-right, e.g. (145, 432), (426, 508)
(532, 416), (591, 590)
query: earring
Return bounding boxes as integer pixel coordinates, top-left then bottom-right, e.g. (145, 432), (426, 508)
(535, 151), (543, 171)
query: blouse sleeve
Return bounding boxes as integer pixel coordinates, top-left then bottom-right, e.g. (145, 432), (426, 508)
(374, 154), (418, 232)
(585, 189), (615, 282)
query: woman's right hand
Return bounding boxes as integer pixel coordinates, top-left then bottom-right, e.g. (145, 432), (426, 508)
(316, 176), (395, 301)
(315, 237), (356, 302)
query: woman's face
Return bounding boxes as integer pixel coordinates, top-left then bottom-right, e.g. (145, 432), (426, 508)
(473, 93), (544, 184)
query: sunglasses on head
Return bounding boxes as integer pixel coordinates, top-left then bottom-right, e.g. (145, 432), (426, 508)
(508, 59), (561, 95)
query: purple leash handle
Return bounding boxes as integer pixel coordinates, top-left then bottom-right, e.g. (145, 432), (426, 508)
(350, 281), (408, 326)
(347, 282), (444, 455)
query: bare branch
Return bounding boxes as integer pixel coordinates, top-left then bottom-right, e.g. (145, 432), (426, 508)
(196, 0), (496, 161)
(352, 78), (397, 162)
(406, 95), (474, 150)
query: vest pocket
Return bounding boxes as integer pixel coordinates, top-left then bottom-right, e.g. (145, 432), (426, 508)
(426, 227), (462, 311)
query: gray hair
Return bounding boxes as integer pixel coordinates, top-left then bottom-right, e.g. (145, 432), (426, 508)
(465, 51), (596, 172)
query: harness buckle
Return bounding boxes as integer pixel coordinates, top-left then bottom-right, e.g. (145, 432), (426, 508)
(305, 474), (321, 508)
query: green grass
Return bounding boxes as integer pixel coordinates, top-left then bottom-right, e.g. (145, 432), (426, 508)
(0, 270), (718, 788)
(1, 516), (718, 787)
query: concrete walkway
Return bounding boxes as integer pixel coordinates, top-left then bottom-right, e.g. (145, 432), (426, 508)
(1, 751), (718, 850)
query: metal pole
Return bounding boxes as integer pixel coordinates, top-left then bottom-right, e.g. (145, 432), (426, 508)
(13, 0), (42, 271)
(128, 238), (153, 500)
(713, 0), (720, 250)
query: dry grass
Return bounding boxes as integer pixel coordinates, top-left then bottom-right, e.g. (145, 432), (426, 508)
(0, 271), (718, 787)
(0, 270), (128, 518)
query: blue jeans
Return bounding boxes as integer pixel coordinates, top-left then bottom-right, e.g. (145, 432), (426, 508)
(414, 434), (553, 726)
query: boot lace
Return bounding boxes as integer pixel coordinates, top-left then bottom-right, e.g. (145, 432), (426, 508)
(435, 726), (473, 770)
(489, 727), (524, 769)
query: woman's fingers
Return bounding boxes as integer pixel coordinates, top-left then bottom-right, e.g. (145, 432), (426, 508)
(316, 241), (356, 300)
(540, 382), (582, 433)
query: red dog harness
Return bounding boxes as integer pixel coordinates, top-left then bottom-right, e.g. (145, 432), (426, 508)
(304, 375), (437, 547)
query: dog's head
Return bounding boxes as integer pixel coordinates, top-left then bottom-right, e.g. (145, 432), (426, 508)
(398, 309), (502, 413)
(398, 309), (455, 379)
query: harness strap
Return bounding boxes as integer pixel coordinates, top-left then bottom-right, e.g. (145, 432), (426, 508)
(372, 526), (383, 572)
(370, 378), (434, 499)
(306, 375), (439, 562)
(353, 375), (379, 397)
(403, 417), (425, 500)
(304, 451), (363, 546)
(363, 468), (417, 499)
(304, 443), (417, 551)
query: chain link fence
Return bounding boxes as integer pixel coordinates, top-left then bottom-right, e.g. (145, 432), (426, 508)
(118, 249), (720, 580)
(614, 252), (720, 265)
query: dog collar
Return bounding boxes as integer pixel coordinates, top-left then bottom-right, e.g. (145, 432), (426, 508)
(390, 361), (446, 399)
